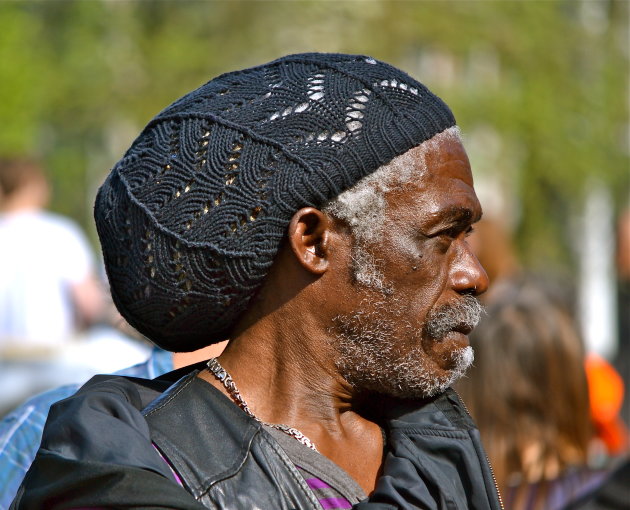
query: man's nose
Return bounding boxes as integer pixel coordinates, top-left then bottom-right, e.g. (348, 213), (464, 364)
(450, 245), (489, 296)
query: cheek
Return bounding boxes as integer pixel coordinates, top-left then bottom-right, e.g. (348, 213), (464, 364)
(391, 239), (450, 294)
(390, 258), (446, 326)
(370, 233), (450, 316)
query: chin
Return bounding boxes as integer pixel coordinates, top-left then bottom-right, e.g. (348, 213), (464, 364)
(344, 345), (474, 400)
(399, 345), (474, 398)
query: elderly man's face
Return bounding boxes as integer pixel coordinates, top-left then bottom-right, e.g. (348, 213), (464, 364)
(330, 134), (488, 398)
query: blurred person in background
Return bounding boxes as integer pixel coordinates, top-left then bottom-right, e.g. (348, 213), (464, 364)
(0, 158), (106, 411)
(0, 158), (104, 345)
(455, 276), (619, 510)
(467, 214), (629, 460)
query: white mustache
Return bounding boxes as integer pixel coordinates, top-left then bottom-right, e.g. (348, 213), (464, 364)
(424, 295), (485, 339)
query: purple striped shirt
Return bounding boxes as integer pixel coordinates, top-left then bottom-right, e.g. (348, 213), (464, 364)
(299, 466), (353, 509)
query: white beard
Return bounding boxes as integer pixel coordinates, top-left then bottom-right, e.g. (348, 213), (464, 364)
(331, 295), (481, 398)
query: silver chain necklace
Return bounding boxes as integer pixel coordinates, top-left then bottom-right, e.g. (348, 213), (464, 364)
(206, 357), (319, 452)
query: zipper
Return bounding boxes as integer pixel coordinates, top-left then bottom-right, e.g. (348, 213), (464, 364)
(452, 390), (505, 510)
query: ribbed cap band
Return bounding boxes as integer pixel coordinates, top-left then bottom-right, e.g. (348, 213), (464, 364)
(95, 53), (456, 351)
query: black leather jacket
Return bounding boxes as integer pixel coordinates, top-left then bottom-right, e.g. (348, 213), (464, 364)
(12, 364), (503, 510)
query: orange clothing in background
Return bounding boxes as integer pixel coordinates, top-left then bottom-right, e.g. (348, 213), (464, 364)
(585, 353), (629, 455)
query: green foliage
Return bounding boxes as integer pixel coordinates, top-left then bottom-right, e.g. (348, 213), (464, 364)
(1, 0), (628, 269)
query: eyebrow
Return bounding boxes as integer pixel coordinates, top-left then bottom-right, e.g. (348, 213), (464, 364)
(421, 206), (483, 235)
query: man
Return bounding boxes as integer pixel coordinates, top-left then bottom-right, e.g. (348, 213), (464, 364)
(0, 159), (104, 350)
(12, 53), (500, 509)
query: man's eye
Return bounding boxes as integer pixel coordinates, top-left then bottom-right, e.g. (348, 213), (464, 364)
(438, 227), (463, 239)
(428, 225), (474, 245)
(442, 225), (475, 239)
(418, 225), (473, 244)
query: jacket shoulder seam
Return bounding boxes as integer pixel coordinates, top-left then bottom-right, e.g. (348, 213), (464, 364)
(143, 374), (195, 416)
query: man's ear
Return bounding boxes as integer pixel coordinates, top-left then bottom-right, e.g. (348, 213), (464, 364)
(287, 207), (331, 275)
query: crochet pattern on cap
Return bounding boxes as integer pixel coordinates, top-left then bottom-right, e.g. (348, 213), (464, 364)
(95, 53), (455, 351)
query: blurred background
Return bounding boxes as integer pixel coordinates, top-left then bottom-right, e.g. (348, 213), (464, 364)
(0, 1), (628, 421)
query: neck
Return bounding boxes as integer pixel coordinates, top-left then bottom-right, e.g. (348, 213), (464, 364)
(197, 300), (385, 494)
(172, 341), (228, 369)
(201, 304), (350, 426)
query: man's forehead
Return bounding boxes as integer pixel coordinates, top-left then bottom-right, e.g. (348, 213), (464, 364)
(385, 132), (475, 196)
(383, 135), (482, 230)
(373, 130), (471, 193)
(411, 132), (472, 181)
(387, 179), (481, 221)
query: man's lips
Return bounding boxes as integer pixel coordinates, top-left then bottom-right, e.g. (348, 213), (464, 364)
(425, 321), (475, 340)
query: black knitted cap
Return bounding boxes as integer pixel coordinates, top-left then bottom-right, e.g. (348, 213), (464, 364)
(95, 53), (456, 352)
